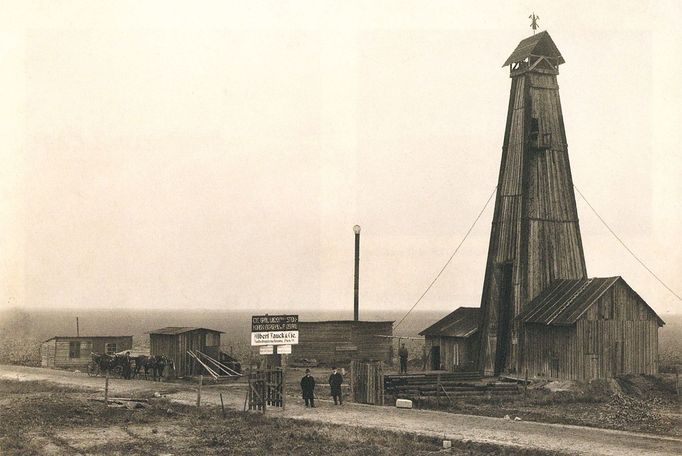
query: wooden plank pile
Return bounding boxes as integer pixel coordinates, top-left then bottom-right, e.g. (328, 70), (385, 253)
(350, 360), (384, 405)
(384, 372), (520, 399)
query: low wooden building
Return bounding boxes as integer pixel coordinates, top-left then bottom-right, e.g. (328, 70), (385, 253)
(149, 327), (222, 377)
(420, 307), (480, 371)
(290, 320), (393, 366)
(517, 277), (665, 380)
(40, 335), (133, 369)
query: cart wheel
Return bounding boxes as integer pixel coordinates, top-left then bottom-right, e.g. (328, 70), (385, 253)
(87, 362), (98, 377)
(113, 365), (124, 378)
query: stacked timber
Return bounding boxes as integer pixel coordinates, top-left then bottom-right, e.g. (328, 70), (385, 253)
(385, 373), (519, 399)
(385, 372), (481, 386)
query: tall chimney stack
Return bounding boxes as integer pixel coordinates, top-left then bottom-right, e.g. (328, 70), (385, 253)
(353, 225), (361, 321)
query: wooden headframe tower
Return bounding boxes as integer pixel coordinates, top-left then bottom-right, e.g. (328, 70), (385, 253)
(478, 31), (588, 376)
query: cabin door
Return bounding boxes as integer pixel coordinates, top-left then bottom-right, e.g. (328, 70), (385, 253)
(430, 346), (440, 371)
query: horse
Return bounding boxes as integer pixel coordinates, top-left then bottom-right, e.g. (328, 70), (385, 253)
(89, 352), (128, 377)
(151, 355), (174, 381)
(132, 355), (174, 381)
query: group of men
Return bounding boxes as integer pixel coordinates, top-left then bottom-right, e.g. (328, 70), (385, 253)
(299, 345), (410, 408)
(301, 344), (408, 407)
(300, 366), (344, 408)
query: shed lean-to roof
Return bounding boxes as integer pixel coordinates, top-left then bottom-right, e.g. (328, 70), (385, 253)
(517, 277), (665, 326)
(503, 30), (565, 67)
(148, 327), (223, 335)
(419, 307), (479, 338)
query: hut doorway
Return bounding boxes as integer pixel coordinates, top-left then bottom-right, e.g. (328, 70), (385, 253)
(430, 346), (440, 370)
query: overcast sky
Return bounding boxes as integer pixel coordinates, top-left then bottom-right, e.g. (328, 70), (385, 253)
(1, 1), (681, 321)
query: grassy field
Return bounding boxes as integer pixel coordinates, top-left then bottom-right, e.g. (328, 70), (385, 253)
(0, 379), (564, 456)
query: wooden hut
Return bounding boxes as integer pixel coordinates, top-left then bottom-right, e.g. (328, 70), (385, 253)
(149, 327), (222, 377)
(40, 335), (133, 369)
(290, 320), (393, 366)
(419, 307), (479, 372)
(517, 277), (664, 380)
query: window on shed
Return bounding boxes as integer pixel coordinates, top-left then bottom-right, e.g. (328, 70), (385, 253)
(205, 332), (220, 347)
(105, 343), (117, 355)
(69, 341), (81, 359)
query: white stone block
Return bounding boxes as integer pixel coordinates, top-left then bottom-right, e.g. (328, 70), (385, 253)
(395, 399), (413, 409)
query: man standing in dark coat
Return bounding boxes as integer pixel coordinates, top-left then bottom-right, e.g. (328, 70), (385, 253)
(300, 369), (316, 407)
(328, 367), (343, 405)
(122, 351), (132, 380)
(398, 344), (409, 374)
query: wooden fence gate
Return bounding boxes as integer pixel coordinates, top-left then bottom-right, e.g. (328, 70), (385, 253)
(245, 368), (284, 412)
(350, 360), (384, 405)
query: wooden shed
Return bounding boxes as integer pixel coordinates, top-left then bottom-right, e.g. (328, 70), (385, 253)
(517, 277), (665, 380)
(149, 327), (222, 377)
(290, 320), (393, 366)
(420, 307), (480, 372)
(40, 335), (133, 369)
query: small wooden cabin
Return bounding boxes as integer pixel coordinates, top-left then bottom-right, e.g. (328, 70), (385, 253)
(40, 335), (133, 369)
(149, 327), (222, 377)
(290, 320), (393, 366)
(419, 307), (479, 372)
(517, 277), (665, 380)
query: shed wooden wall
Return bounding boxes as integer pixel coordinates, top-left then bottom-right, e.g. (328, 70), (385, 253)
(522, 280), (660, 380)
(40, 339), (56, 367)
(40, 337), (133, 369)
(291, 321), (392, 365)
(150, 330), (221, 377)
(424, 336), (479, 372)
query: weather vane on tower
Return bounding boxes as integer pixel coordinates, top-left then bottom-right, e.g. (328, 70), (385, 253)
(529, 12), (540, 34)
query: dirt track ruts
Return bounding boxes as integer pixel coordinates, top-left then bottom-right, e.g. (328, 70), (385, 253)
(2, 364), (681, 456)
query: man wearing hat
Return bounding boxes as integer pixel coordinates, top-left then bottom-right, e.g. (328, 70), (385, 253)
(300, 368), (316, 407)
(328, 367), (343, 405)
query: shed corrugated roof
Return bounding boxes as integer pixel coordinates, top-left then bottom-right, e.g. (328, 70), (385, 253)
(503, 31), (565, 67)
(148, 327), (223, 335)
(517, 277), (665, 326)
(419, 307), (479, 338)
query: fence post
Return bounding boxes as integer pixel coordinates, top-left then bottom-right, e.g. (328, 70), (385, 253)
(282, 364), (287, 411)
(197, 375), (203, 408)
(436, 373), (441, 407)
(220, 393), (225, 417)
(350, 361), (355, 403)
(244, 368), (250, 411)
(104, 372), (109, 405)
(524, 369), (529, 398)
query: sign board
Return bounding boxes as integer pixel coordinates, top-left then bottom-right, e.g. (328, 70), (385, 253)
(251, 314), (299, 346)
(251, 314), (298, 332)
(251, 330), (299, 346)
(259, 345), (274, 355)
(276, 344), (292, 354)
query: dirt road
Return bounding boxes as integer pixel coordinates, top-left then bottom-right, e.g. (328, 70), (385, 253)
(3, 364), (681, 456)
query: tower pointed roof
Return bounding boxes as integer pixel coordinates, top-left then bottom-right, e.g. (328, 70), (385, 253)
(503, 30), (565, 67)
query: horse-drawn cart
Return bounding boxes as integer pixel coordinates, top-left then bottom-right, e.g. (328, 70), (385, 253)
(86, 350), (173, 381)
